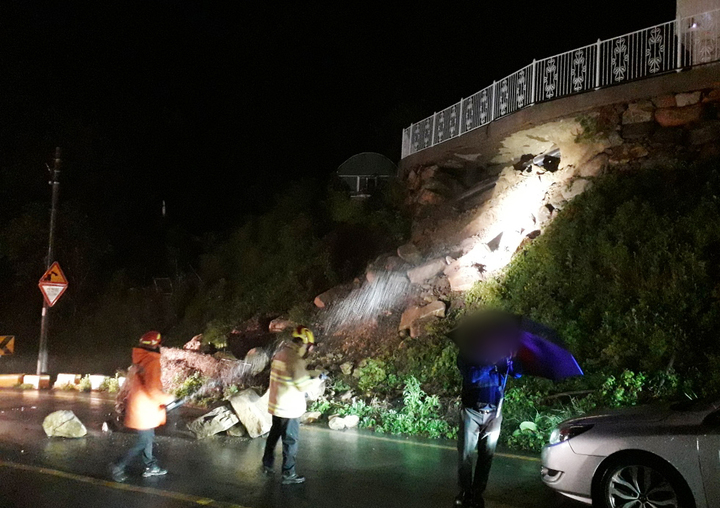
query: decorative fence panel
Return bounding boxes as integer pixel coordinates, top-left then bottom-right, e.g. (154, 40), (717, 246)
(401, 9), (720, 159)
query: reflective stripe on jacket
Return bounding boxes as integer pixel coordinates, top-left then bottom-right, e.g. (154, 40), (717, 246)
(268, 342), (316, 418)
(124, 347), (174, 430)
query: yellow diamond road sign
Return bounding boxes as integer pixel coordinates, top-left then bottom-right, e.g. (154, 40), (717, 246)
(38, 261), (68, 307)
(0, 336), (14, 356)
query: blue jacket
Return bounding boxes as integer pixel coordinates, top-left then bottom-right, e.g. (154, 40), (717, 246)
(457, 356), (520, 408)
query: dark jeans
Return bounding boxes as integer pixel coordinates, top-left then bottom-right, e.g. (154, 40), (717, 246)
(458, 407), (502, 503)
(116, 428), (155, 470)
(262, 416), (299, 475)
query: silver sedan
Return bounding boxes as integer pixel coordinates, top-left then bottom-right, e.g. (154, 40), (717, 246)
(541, 399), (720, 508)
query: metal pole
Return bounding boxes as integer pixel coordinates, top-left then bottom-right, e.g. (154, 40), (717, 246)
(37, 147), (61, 375)
(595, 39), (601, 89)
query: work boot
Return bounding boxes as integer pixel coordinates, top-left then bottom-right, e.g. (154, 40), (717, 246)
(454, 491), (472, 506)
(110, 464), (127, 483)
(142, 464), (168, 477)
(281, 472), (306, 485)
(262, 465), (275, 475)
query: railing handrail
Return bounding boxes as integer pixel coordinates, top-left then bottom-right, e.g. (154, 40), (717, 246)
(401, 8), (720, 159)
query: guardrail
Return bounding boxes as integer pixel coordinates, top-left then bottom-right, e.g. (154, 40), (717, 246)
(401, 9), (720, 159)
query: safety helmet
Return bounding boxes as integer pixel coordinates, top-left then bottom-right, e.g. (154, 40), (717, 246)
(291, 325), (315, 345)
(139, 331), (162, 348)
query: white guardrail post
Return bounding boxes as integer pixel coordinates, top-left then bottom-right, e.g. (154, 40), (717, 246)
(530, 59), (537, 105)
(595, 39), (601, 89)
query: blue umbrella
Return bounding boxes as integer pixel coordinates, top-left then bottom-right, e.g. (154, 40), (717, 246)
(449, 311), (583, 381)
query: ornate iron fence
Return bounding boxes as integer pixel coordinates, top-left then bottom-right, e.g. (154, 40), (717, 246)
(401, 9), (720, 159)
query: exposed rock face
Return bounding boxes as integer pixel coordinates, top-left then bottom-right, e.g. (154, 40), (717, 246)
(407, 258), (447, 284)
(228, 389), (272, 438)
(675, 91), (702, 107)
(397, 243), (423, 265)
(655, 103), (704, 127)
(399, 301), (446, 332)
(314, 285), (351, 308)
(188, 406), (239, 438)
(622, 100), (655, 124)
(43, 410), (87, 438)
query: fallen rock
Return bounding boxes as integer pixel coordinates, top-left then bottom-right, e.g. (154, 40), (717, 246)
(675, 91), (702, 107)
(226, 422), (248, 437)
(340, 389), (354, 401)
(188, 405), (239, 439)
(399, 301), (446, 331)
(655, 103), (704, 127)
(43, 410), (87, 438)
(268, 318), (293, 333)
(244, 348), (270, 375)
(419, 165), (438, 181)
(344, 415), (360, 429)
(444, 261), (484, 292)
(704, 89), (720, 103)
(407, 258), (447, 285)
(183, 334), (203, 351)
(340, 362), (354, 376)
(383, 256), (407, 272)
(314, 285), (350, 308)
(328, 415), (359, 430)
(622, 100), (654, 124)
(229, 389), (273, 438)
(397, 243), (423, 265)
(300, 411), (322, 424)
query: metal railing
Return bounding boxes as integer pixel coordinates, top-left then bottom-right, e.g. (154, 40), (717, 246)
(401, 9), (720, 159)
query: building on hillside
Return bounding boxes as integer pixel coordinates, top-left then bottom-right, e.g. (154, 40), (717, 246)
(337, 152), (398, 197)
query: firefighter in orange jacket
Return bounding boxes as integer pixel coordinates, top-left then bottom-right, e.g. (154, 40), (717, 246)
(262, 325), (323, 484)
(111, 331), (175, 482)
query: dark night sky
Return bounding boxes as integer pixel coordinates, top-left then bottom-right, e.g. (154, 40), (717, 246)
(0, 1), (676, 246)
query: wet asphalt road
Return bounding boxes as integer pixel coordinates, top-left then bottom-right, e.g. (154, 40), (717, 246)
(0, 391), (585, 508)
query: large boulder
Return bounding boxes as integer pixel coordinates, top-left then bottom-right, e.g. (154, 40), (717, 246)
(675, 91), (701, 107)
(268, 318), (293, 333)
(328, 414), (360, 431)
(187, 405), (239, 439)
(399, 301), (446, 332)
(444, 262), (484, 292)
(226, 422), (248, 437)
(300, 411), (322, 424)
(397, 243), (423, 265)
(42, 410), (87, 438)
(313, 285), (350, 308)
(229, 388), (272, 438)
(244, 347), (270, 375)
(406, 258), (447, 285)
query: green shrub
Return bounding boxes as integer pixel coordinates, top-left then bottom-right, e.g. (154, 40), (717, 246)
(78, 375), (92, 392)
(356, 359), (387, 393)
(98, 375), (121, 393)
(173, 371), (207, 399)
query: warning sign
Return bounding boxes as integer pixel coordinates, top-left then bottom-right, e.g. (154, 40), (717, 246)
(38, 262), (68, 307)
(0, 336), (14, 356)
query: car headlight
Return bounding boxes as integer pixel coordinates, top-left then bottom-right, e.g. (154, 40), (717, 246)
(548, 424), (593, 445)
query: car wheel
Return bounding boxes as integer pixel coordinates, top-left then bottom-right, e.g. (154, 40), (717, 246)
(596, 455), (694, 508)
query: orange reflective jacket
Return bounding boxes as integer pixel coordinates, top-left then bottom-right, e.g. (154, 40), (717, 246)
(124, 347), (174, 430)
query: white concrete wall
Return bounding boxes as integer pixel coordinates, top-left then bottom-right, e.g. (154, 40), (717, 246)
(678, 0), (720, 17)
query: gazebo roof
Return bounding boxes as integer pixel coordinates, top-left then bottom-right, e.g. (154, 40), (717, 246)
(337, 152), (397, 177)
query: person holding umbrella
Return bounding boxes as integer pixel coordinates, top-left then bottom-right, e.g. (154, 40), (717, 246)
(455, 344), (519, 507)
(450, 311), (583, 507)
